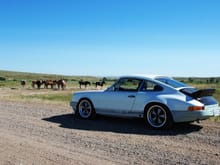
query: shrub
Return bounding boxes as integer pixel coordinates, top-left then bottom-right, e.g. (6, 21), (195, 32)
(0, 77), (6, 81)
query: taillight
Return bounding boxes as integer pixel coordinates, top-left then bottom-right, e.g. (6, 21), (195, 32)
(188, 106), (204, 111)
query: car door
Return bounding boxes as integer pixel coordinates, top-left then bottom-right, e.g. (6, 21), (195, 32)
(131, 80), (164, 113)
(94, 78), (143, 114)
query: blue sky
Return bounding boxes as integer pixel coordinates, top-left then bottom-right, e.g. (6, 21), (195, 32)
(0, 0), (220, 77)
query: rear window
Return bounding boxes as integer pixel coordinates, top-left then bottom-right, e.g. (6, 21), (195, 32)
(156, 78), (188, 88)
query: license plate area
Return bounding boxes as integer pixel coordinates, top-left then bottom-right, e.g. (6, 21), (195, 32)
(213, 107), (220, 116)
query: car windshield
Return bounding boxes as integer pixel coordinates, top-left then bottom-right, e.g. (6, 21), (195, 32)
(156, 77), (188, 88)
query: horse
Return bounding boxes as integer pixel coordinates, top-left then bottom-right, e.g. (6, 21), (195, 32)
(20, 80), (26, 88)
(32, 80), (42, 89)
(43, 80), (57, 89)
(57, 79), (66, 90)
(32, 80), (37, 88)
(95, 81), (105, 88)
(79, 80), (91, 89)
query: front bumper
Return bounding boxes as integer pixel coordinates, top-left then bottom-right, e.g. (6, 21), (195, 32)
(172, 104), (220, 123)
(70, 101), (78, 112)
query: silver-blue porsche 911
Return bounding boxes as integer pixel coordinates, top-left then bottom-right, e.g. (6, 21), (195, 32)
(70, 75), (220, 129)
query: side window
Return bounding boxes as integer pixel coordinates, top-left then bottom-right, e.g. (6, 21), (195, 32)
(116, 78), (142, 92)
(140, 80), (163, 92)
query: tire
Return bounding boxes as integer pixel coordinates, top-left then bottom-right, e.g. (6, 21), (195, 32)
(144, 104), (173, 129)
(76, 99), (95, 119)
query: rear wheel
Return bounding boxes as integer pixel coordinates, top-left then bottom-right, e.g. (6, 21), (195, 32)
(145, 104), (173, 129)
(76, 99), (95, 119)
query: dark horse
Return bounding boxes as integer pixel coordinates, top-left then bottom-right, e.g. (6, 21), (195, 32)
(57, 79), (66, 90)
(79, 80), (91, 89)
(95, 81), (105, 88)
(20, 80), (26, 88)
(32, 80), (43, 89)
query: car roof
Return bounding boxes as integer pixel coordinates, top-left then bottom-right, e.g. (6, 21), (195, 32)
(120, 74), (172, 80)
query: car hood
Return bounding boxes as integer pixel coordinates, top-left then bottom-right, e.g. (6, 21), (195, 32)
(74, 90), (105, 95)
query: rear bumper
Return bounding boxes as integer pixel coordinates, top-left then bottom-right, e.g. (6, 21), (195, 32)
(172, 105), (220, 123)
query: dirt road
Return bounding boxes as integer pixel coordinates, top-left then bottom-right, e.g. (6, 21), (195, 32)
(0, 99), (220, 164)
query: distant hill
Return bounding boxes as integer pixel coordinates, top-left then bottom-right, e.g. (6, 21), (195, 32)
(0, 70), (98, 81)
(1, 70), (219, 85)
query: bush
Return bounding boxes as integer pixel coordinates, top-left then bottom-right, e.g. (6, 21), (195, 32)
(0, 77), (6, 81)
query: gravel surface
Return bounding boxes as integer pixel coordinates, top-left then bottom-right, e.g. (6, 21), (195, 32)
(0, 98), (220, 164)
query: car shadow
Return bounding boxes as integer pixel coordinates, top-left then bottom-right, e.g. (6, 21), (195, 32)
(42, 113), (203, 136)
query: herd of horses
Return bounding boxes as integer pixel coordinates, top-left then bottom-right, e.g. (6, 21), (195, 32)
(20, 79), (106, 90)
(32, 79), (67, 90)
(20, 79), (67, 90)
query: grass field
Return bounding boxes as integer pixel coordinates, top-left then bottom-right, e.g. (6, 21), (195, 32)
(0, 70), (115, 105)
(0, 70), (220, 122)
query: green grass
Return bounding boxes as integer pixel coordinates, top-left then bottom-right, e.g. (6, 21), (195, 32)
(0, 70), (115, 105)
(210, 116), (220, 122)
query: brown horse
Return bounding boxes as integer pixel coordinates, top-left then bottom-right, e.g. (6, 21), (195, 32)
(43, 80), (57, 89)
(32, 80), (37, 88)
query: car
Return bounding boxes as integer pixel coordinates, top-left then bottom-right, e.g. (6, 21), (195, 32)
(70, 75), (220, 129)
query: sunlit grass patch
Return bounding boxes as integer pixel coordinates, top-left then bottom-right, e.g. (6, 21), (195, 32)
(210, 116), (220, 122)
(17, 93), (72, 104)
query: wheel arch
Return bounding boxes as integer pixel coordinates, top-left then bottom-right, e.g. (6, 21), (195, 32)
(144, 102), (174, 121)
(76, 97), (96, 119)
(143, 102), (174, 129)
(77, 97), (95, 109)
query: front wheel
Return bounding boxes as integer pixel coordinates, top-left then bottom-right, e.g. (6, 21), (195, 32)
(76, 99), (95, 119)
(145, 104), (173, 129)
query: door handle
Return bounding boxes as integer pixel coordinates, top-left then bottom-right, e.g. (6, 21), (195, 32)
(128, 95), (135, 98)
